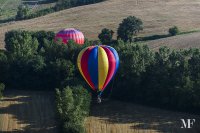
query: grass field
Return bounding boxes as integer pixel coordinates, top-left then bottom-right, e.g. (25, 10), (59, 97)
(147, 32), (200, 50)
(1, 0), (200, 49)
(86, 101), (200, 133)
(0, 90), (57, 133)
(0, 90), (200, 133)
(0, 0), (22, 20)
(0, 0), (55, 21)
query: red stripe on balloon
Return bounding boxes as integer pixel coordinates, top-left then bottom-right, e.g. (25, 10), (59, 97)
(101, 46), (116, 91)
(81, 46), (96, 90)
(55, 29), (84, 45)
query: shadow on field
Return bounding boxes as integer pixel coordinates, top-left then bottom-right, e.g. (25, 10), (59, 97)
(0, 90), (57, 133)
(90, 100), (200, 133)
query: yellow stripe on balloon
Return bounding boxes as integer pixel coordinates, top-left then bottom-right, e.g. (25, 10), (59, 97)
(98, 46), (109, 91)
(77, 47), (93, 89)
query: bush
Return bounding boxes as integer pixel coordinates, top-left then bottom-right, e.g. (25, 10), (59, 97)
(98, 28), (114, 44)
(169, 26), (179, 36)
(117, 16), (143, 42)
(26, 7), (55, 19)
(16, 5), (30, 20)
(56, 86), (91, 133)
(0, 83), (5, 99)
(55, 0), (105, 11)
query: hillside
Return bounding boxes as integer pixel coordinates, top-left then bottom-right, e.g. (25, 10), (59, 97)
(1, 0), (200, 49)
(147, 32), (200, 50)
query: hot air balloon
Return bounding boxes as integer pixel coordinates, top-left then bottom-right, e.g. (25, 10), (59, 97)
(77, 45), (119, 102)
(55, 28), (84, 45)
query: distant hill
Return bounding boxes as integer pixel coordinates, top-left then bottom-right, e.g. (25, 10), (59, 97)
(1, 0), (200, 49)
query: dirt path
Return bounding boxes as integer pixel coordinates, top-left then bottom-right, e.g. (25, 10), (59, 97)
(85, 100), (200, 133)
(0, 90), (57, 133)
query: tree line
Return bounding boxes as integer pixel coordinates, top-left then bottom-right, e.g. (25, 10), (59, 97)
(0, 29), (199, 114)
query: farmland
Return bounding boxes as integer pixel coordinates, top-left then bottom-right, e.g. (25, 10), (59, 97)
(0, 0), (22, 20)
(86, 101), (200, 133)
(1, 0), (200, 49)
(0, 0), (55, 21)
(0, 90), (57, 133)
(1, 91), (200, 133)
(147, 32), (200, 50)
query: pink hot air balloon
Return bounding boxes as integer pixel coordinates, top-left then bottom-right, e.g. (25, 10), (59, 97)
(55, 28), (84, 45)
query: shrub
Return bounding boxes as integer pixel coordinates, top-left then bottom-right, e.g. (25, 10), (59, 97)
(16, 5), (30, 20)
(56, 86), (91, 133)
(26, 7), (55, 19)
(0, 83), (5, 99)
(98, 28), (114, 44)
(169, 26), (179, 36)
(55, 0), (105, 11)
(117, 16), (143, 42)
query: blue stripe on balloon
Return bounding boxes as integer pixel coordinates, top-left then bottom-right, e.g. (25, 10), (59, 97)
(88, 46), (99, 90)
(105, 46), (119, 75)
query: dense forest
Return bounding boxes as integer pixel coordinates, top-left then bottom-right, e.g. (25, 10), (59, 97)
(0, 30), (199, 114)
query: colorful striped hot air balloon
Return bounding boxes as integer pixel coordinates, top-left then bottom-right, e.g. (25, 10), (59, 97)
(77, 45), (119, 97)
(55, 28), (84, 45)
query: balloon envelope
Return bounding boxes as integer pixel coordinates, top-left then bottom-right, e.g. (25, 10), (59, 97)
(55, 28), (84, 45)
(77, 45), (119, 95)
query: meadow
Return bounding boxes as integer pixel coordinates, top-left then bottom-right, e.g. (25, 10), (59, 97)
(0, 0), (55, 21)
(1, 0), (200, 49)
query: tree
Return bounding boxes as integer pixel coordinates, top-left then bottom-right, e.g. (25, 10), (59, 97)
(55, 0), (71, 10)
(16, 5), (30, 20)
(98, 28), (114, 44)
(5, 30), (39, 58)
(56, 86), (91, 133)
(117, 16), (143, 42)
(0, 83), (5, 99)
(169, 26), (179, 36)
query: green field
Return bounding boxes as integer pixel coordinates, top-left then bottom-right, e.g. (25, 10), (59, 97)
(0, 0), (22, 20)
(0, 0), (55, 21)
